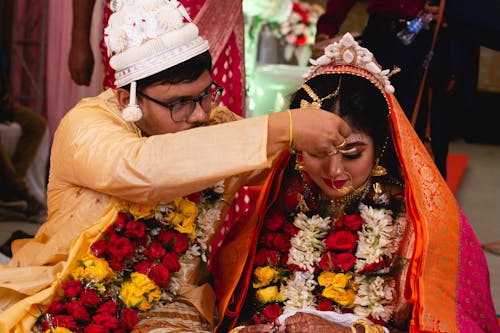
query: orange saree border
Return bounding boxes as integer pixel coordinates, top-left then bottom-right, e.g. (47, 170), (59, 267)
(389, 95), (459, 332)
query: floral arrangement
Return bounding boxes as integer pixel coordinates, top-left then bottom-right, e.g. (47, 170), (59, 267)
(250, 202), (406, 325)
(33, 181), (224, 333)
(272, 2), (323, 48)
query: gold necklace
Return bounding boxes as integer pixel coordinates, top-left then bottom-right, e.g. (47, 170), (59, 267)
(322, 179), (370, 220)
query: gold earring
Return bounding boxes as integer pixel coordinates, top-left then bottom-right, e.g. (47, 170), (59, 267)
(295, 161), (305, 171)
(371, 158), (387, 177)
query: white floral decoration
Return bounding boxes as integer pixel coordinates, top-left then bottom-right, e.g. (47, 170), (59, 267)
(304, 32), (396, 94)
(104, 0), (187, 56)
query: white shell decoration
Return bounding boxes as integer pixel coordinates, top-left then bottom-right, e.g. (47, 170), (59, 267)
(306, 32), (396, 94)
(342, 49), (354, 64)
(366, 61), (381, 74)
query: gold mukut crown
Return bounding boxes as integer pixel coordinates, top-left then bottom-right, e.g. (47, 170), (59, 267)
(303, 33), (399, 94)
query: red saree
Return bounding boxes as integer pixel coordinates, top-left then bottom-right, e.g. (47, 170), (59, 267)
(212, 94), (499, 332)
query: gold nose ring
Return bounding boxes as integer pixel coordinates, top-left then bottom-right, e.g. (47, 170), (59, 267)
(328, 148), (339, 156)
(335, 139), (346, 149)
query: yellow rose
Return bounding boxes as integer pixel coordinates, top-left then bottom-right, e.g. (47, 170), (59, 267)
(318, 271), (337, 287)
(330, 272), (352, 290)
(318, 272), (352, 290)
(253, 266), (279, 289)
(322, 286), (356, 307)
(44, 328), (73, 333)
(128, 203), (156, 220)
(256, 285), (280, 303)
(120, 272), (161, 310)
(168, 197), (198, 238)
(71, 255), (114, 283)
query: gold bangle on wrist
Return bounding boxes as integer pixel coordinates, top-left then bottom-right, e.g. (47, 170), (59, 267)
(353, 319), (385, 333)
(229, 326), (245, 333)
(287, 109), (294, 151)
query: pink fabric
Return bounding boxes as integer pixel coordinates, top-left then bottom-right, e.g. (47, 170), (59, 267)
(45, 0), (103, 138)
(456, 209), (499, 332)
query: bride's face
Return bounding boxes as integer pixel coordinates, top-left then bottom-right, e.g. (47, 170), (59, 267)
(302, 130), (375, 199)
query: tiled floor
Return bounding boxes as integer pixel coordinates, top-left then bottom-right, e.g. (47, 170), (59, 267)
(1, 142), (499, 315)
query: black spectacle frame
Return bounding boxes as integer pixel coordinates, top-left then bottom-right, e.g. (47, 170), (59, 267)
(137, 82), (224, 123)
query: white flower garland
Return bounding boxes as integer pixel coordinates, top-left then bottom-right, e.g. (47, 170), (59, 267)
(281, 203), (402, 320)
(156, 180), (224, 300)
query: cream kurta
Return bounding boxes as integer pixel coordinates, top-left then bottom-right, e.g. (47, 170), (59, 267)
(0, 89), (273, 332)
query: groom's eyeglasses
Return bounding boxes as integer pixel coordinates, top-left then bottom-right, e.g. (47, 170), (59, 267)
(138, 82), (224, 123)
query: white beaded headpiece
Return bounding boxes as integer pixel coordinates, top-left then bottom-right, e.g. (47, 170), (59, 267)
(104, 0), (209, 88)
(303, 32), (397, 94)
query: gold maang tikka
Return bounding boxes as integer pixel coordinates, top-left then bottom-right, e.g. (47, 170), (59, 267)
(300, 77), (341, 109)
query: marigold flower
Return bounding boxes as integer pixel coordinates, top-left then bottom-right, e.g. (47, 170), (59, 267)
(253, 266), (279, 288)
(256, 285), (281, 303)
(129, 203), (156, 219)
(119, 272), (161, 310)
(44, 328), (74, 333)
(71, 255), (114, 284)
(168, 197), (198, 238)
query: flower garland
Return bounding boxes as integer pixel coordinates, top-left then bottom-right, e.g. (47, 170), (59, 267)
(33, 181), (224, 333)
(251, 202), (406, 325)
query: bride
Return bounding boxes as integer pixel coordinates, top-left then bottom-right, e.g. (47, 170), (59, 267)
(212, 33), (499, 333)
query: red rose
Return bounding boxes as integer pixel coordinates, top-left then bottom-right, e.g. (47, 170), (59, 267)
(62, 279), (83, 298)
(80, 288), (102, 307)
(90, 239), (107, 258)
(357, 259), (387, 274)
(282, 222), (299, 237)
(108, 234), (135, 260)
(149, 264), (171, 288)
(120, 308), (139, 330)
(133, 260), (153, 274)
(115, 212), (130, 231)
(264, 214), (286, 231)
(93, 313), (120, 328)
(173, 233), (189, 254)
(317, 300), (334, 311)
(144, 241), (166, 260)
(125, 220), (146, 239)
(319, 251), (337, 271)
(84, 324), (109, 333)
(335, 252), (356, 272)
(158, 230), (176, 244)
(96, 300), (119, 315)
(108, 258), (125, 271)
(325, 230), (357, 252)
(262, 303), (282, 322)
(162, 252), (181, 272)
(50, 315), (78, 330)
(47, 300), (66, 315)
(341, 214), (363, 232)
(187, 191), (201, 202)
(279, 253), (289, 266)
(260, 233), (291, 252)
(66, 300), (90, 322)
(255, 248), (281, 266)
(252, 312), (265, 325)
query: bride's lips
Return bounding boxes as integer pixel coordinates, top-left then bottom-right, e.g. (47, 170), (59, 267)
(323, 178), (348, 188)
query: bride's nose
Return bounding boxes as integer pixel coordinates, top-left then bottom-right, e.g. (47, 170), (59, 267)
(327, 154), (344, 178)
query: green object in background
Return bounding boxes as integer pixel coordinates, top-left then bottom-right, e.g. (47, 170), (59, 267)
(247, 64), (309, 117)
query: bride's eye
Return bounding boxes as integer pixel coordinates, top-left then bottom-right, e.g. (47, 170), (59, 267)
(343, 153), (362, 160)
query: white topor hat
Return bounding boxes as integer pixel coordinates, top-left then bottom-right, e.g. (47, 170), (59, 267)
(104, 0), (209, 88)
